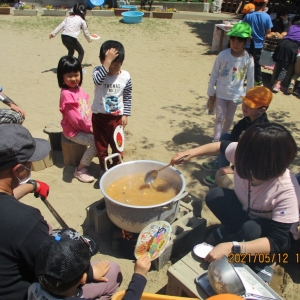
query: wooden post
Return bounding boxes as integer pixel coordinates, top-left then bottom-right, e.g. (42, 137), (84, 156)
(235, 0), (245, 14)
(229, 0), (234, 13)
(218, 28), (225, 53)
(31, 130), (54, 171)
(44, 123), (63, 151)
(61, 134), (87, 167)
(223, 0), (229, 12)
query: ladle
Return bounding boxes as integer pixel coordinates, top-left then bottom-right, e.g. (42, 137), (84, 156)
(144, 154), (189, 185)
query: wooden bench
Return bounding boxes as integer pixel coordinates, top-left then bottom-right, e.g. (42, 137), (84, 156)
(61, 134), (87, 167)
(167, 252), (209, 299)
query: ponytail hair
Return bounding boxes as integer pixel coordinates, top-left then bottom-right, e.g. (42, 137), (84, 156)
(73, 3), (87, 21)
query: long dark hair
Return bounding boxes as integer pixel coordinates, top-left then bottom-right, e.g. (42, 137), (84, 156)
(57, 56), (83, 88)
(235, 123), (297, 181)
(72, 3), (87, 22)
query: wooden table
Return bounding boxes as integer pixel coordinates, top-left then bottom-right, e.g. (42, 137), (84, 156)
(211, 24), (233, 53)
(166, 252), (210, 299)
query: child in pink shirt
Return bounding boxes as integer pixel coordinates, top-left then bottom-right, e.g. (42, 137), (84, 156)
(57, 56), (97, 183)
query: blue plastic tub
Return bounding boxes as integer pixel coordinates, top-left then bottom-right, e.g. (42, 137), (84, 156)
(121, 11), (144, 23)
(121, 5), (137, 11)
(87, 0), (105, 9)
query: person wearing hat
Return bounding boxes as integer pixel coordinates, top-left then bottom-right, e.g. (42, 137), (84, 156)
(242, 3), (255, 19)
(28, 228), (147, 300)
(206, 22), (254, 151)
(0, 124), (53, 300)
(243, 0), (273, 86)
(171, 122), (300, 283)
(202, 86), (272, 186)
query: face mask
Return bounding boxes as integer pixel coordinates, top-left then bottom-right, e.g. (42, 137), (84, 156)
(17, 164), (32, 185)
(283, 20), (288, 24)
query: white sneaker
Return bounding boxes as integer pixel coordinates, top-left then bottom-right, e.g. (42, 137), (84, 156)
(74, 167), (94, 183)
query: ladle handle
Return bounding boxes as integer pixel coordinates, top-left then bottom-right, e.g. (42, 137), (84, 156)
(156, 154), (189, 172)
(156, 163), (172, 173)
(173, 154), (190, 165)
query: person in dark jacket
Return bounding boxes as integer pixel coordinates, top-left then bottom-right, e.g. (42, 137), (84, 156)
(202, 86), (272, 186)
(0, 124), (51, 300)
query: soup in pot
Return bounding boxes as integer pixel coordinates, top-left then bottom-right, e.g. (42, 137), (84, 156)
(106, 173), (179, 206)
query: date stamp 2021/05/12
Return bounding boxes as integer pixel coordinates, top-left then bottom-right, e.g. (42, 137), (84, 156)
(228, 253), (300, 264)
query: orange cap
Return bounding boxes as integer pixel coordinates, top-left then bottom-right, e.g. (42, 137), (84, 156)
(242, 3), (255, 13)
(208, 295), (243, 300)
(241, 86), (273, 108)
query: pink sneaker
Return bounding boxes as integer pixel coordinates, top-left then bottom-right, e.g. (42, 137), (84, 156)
(272, 84), (281, 93)
(74, 167), (95, 183)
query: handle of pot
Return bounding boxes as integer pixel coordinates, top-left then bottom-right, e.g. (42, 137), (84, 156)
(152, 191), (189, 211)
(104, 153), (123, 171)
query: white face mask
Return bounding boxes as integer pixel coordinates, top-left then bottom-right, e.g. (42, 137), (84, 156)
(283, 20), (289, 24)
(17, 164), (32, 185)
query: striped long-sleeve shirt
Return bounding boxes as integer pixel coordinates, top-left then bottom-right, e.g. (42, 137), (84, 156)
(91, 66), (132, 116)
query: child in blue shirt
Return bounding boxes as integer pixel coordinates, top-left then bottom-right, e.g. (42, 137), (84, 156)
(243, 0), (273, 86)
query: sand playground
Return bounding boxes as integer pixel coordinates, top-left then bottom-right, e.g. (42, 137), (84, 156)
(1, 13), (300, 299)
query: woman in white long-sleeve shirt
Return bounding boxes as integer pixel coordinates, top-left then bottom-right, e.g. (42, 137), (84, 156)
(49, 3), (92, 64)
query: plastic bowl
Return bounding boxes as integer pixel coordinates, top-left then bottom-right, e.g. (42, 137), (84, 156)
(121, 11), (144, 24)
(87, 0), (105, 9)
(121, 5), (137, 11)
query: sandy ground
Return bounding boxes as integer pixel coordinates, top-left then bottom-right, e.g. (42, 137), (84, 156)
(1, 13), (300, 299)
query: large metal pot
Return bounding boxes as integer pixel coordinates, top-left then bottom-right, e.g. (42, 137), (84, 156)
(100, 154), (186, 233)
(208, 256), (245, 295)
(208, 257), (278, 300)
